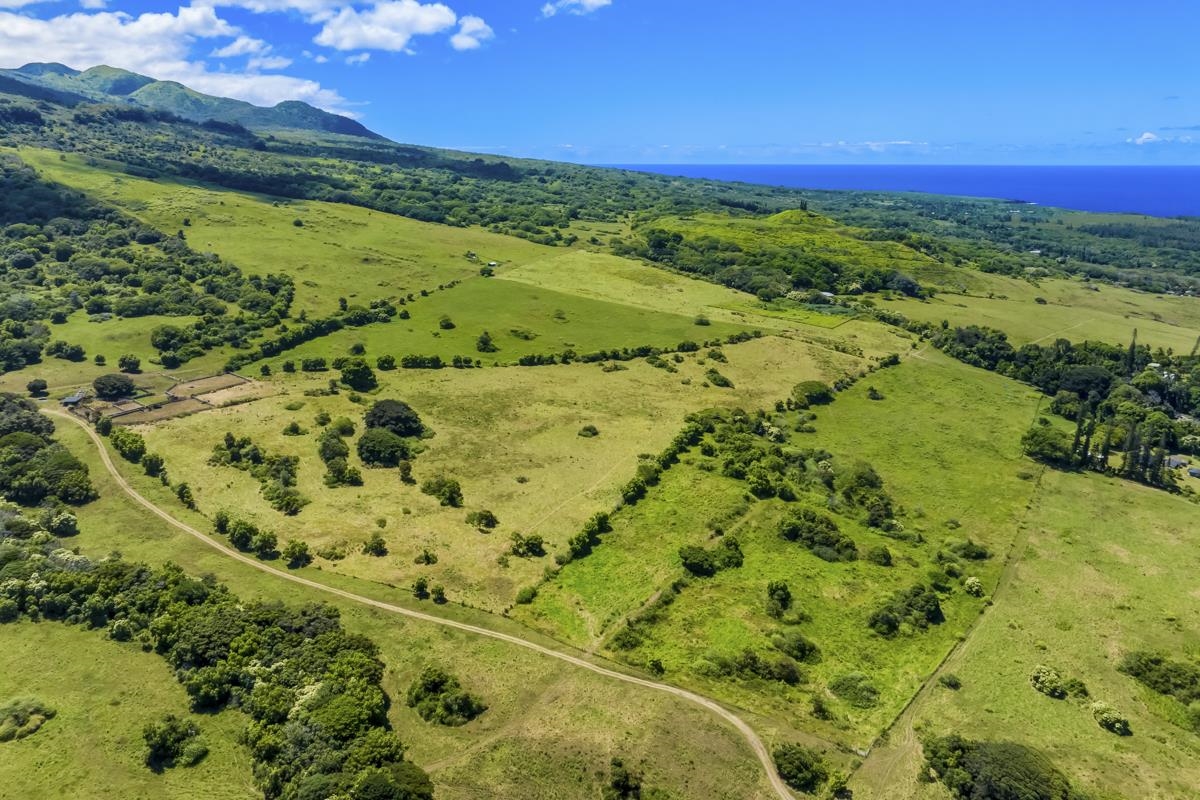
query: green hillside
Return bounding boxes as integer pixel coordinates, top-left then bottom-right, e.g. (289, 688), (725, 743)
(0, 63), (379, 138)
(1, 68), (1199, 800)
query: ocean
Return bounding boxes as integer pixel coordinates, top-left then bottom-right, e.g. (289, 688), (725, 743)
(607, 165), (1200, 219)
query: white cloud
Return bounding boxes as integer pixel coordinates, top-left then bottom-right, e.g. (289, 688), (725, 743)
(0, 0), (51, 8)
(212, 35), (270, 57)
(0, 7), (353, 114)
(194, 0), (345, 23)
(541, 0), (611, 17)
(79, 0), (108, 9)
(345, 52), (370, 64)
(248, 54), (293, 70)
(1130, 131), (1160, 145)
(450, 14), (492, 50)
(314, 0), (457, 51)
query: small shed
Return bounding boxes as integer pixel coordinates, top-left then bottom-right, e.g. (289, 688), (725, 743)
(1167, 456), (1189, 469)
(61, 389), (88, 407)
(1189, 468), (1200, 479)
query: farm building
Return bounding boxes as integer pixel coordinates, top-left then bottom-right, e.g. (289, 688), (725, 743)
(1190, 468), (1200, 479)
(1166, 456), (1190, 469)
(60, 389), (88, 406)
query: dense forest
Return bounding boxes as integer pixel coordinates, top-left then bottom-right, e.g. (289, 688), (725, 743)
(928, 322), (1200, 491)
(0, 403), (434, 800)
(0, 154), (293, 373)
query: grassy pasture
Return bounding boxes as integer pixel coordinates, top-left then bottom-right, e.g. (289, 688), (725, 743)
(277, 274), (754, 365)
(882, 270), (1200, 351)
(855, 468), (1200, 800)
(0, 309), (229, 400)
(130, 333), (869, 613)
(521, 352), (1046, 749)
(19, 148), (551, 317)
(0, 622), (254, 800)
(499, 249), (844, 331)
(47, 421), (788, 800)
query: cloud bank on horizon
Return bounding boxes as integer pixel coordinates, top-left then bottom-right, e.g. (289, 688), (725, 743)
(0, 0), (543, 114)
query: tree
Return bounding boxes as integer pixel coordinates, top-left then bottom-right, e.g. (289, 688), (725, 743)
(142, 452), (165, 477)
(340, 357), (377, 391)
(363, 533), (388, 556)
(175, 482), (196, 510)
(150, 325), (186, 353)
(1022, 419), (1075, 467)
(792, 380), (834, 407)
(118, 354), (141, 373)
(475, 331), (498, 353)
(376, 354), (396, 371)
(143, 714), (206, 771)
(772, 744), (828, 793)
(420, 475), (463, 507)
(357, 428), (410, 467)
(93, 373), (135, 399)
(364, 399), (423, 437)
(430, 584), (446, 603)
(252, 530), (277, 558)
(25, 378), (47, 396)
(282, 539), (312, 568)
(765, 580), (792, 618)
(465, 510), (499, 530)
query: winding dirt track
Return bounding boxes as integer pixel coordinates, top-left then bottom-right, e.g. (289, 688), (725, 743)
(48, 409), (794, 800)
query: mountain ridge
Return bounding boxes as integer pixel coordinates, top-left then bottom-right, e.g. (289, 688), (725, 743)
(0, 62), (381, 139)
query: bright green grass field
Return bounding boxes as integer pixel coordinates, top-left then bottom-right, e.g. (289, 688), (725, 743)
(18, 148), (551, 317)
(521, 351), (1045, 750)
(882, 268), (1200, 352)
(277, 274), (754, 365)
(856, 467), (1200, 800)
(0, 621), (255, 800)
(131, 334), (866, 613)
(45, 420), (787, 800)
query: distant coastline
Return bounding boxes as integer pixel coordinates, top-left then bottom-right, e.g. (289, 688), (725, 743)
(605, 164), (1200, 218)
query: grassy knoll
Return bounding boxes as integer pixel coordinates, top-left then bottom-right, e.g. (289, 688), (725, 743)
(0, 622), (254, 800)
(854, 467), (1200, 800)
(47, 421), (789, 800)
(881, 269), (1200, 351)
(129, 333), (876, 613)
(520, 351), (1045, 751)
(19, 148), (550, 317)
(276, 273), (754, 365)
(650, 210), (940, 279)
(499, 249), (845, 331)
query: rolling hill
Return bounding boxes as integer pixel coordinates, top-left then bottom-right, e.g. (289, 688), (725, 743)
(0, 62), (380, 138)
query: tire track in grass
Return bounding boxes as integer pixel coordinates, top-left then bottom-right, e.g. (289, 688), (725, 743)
(47, 408), (796, 800)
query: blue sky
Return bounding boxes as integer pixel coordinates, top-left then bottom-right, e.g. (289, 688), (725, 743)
(1, 0), (1198, 164)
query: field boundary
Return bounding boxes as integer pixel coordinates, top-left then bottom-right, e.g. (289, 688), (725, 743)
(46, 408), (796, 800)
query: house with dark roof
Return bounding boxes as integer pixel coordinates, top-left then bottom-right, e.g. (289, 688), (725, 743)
(1189, 467), (1200, 479)
(60, 389), (87, 406)
(1166, 456), (1189, 469)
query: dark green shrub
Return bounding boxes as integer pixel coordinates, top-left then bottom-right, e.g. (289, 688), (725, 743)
(406, 667), (486, 726)
(420, 475), (463, 507)
(357, 428), (410, 467)
(923, 735), (1086, 800)
(779, 508), (857, 562)
(772, 743), (828, 793)
(829, 672), (879, 708)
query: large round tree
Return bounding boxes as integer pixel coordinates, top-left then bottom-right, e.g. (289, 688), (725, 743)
(364, 399), (423, 438)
